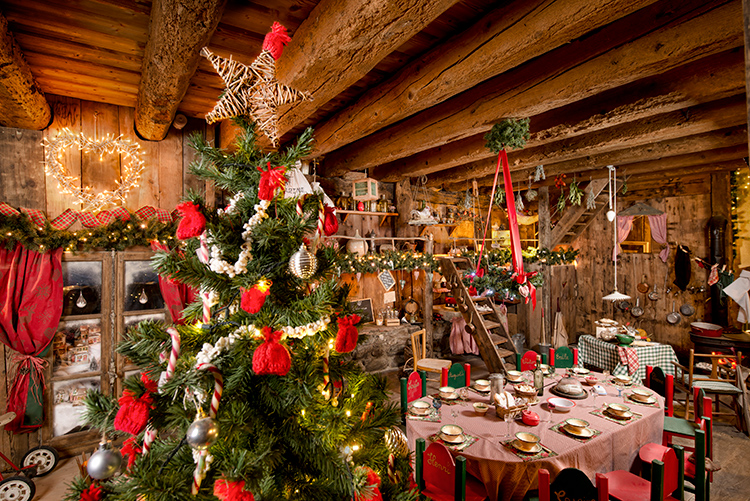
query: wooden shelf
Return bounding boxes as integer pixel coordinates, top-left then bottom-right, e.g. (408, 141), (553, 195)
(337, 210), (399, 226)
(419, 223), (457, 236)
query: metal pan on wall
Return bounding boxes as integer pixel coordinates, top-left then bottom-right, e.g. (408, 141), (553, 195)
(680, 298), (695, 317)
(631, 297), (644, 318)
(667, 301), (681, 324)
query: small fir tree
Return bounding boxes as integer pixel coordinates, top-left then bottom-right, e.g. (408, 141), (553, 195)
(68, 118), (417, 501)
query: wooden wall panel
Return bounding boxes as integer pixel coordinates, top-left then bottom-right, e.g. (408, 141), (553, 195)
(118, 107), (159, 208)
(0, 127), (45, 210)
(182, 118), (206, 198)
(80, 101), (120, 206)
(44, 96), (82, 217)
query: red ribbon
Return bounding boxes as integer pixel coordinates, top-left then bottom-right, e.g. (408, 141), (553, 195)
(8, 354), (48, 406)
(478, 150), (536, 309)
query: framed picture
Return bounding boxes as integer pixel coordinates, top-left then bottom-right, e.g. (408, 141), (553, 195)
(378, 270), (396, 291)
(349, 298), (374, 324)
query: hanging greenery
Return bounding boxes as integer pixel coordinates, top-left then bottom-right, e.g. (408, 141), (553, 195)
(336, 250), (439, 274)
(569, 180), (583, 206)
(0, 212), (178, 253)
(484, 118), (530, 153)
(455, 247), (578, 267)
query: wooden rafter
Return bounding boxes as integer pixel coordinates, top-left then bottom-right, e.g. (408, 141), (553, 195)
(310, 0), (654, 157)
(371, 49), (745, 182)
(134, 0), (227, 141)
(321, 0), (742, 177)
(263, 0), (462, 146)
(0, 13), (50, 130)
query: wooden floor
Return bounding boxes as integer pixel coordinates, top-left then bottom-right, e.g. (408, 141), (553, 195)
(28, 354), (750, 500)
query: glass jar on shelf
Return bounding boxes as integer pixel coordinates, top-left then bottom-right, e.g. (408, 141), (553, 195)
(377, 195), (389, 213)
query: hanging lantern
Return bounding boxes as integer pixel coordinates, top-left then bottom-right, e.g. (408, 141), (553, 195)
(76, 290), (87, 309)
(87, 440), (122, 480)
(186, 408), (220, 450)
(138, 288), (149, 304)
(351, 177), (378, 201)
(289, 244), (317, 279)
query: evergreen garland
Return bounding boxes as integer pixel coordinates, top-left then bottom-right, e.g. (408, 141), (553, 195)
(0, 212), (177, 252)
(337, 250), (439, 274)
(484, 118), (531, 153)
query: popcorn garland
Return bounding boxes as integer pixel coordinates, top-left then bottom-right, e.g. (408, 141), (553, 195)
(218, 192), (245, 216)
(208, 200), (270, 278)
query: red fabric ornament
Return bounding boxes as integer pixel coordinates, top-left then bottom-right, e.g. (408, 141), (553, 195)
(476, 268), (485, 278)
(262, 22), (291, 60)
(323, 205), (338, 236)
(175, 202), (206, 240)
(252, 327), (291, 376)
(468, 285), (478, 297)
(114, 389), (153, 435)
(241, 281), (271, 314)
(257, 162), (286, 200)
(141, 372), (158, 394)
(355, 467), (383, 501)
(335, 314), (361, 353)
(80, 482), (104, 501)
(121, 436), (142, 470)
(214, 478), (255, 501)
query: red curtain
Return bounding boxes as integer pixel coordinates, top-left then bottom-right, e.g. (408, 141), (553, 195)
(150, 242), (198, 324)
(0, 244), (63, 433)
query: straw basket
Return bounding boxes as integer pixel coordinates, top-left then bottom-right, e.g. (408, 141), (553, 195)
(495, 402), (529, 419)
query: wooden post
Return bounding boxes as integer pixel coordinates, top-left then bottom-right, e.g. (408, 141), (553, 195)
(424, 236), (434, 355)
(395, 179), (418, 238)
(744, 0), (750, 157)
(538, 186), (553, 347)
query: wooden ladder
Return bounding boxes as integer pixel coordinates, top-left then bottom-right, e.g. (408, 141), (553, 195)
(550, 178), (609, 247)
(439, 257), (517, 374)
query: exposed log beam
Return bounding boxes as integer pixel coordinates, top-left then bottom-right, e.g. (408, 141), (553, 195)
(310, 0), (655, 157)
(322, 0), (742, 176)
(433, 95), (746, 187)
(0, 13), (50, 129)
(625, 159), (745, 186)
(372, 49), (745, 182)
(134, 0), (226, 141)
(549, 179), (608, 246)
(458, 127), (748, 191)
(266, 0), (462, 146)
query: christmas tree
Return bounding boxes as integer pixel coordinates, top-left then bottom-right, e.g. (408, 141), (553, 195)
(67, 117), (417, 501)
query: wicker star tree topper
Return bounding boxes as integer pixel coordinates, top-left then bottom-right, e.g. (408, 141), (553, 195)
(201, 22), (311, 147)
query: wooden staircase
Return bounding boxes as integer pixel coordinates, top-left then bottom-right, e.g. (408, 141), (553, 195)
(549, 178), (609, 247)
(439, 257), (517, 374)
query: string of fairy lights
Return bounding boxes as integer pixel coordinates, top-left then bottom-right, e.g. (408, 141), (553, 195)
(42, 128), (145, 212)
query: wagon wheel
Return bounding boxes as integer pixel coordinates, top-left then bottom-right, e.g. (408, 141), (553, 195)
(0, 476), (35, 501)
(21, 446), (59, 477)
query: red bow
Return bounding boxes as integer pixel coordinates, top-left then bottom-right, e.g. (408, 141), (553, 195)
(121, 436), (143, 470)
(257, 162), (287, 200)
(80, 482), (104, 501)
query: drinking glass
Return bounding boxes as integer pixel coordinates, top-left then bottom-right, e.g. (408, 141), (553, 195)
(503, 412), (514, 438)
(451, 407), (459, 424)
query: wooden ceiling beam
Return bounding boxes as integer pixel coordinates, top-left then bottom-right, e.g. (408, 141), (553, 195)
(265, 0), (463, 147)
(431, 95), (747, 187)
(134, 0), (226, 140)
(372, 49), (745, 182)
(0, 13), (50, 129)
(455, 127), (748, 191)
(321, 0), (742, 176)
(310, 0), (655, 158)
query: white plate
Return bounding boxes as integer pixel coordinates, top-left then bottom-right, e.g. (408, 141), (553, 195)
(441, 433), (465, 444)
(572, 368), (590, 375)
(563, 425), (594, 438)
(511, 440), (542, 454)
(442, 392), (459, 400)
(605, 408), (633, 420)
(628, 394), (656, 405)
(473, 385), (490, 393)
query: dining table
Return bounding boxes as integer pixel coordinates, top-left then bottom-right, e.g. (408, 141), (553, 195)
(405, 368), (665, 501)
(577, 334), (679, 381)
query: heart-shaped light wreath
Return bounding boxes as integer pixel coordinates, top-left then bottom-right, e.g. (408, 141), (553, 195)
(43, 128), (145, 212)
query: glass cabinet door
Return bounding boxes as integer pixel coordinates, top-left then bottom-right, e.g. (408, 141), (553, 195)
(46, 252), (112, 452)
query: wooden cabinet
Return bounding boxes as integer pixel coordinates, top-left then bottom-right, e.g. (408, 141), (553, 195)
(41, 248), (167, 457)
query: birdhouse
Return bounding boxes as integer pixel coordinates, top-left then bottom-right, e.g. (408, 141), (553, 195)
(351, 177), (378, 201)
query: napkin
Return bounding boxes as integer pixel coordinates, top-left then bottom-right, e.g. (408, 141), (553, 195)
(592, 384), (607, 395)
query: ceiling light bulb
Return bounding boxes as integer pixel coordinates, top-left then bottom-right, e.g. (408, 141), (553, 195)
(606, 210), (616, 222)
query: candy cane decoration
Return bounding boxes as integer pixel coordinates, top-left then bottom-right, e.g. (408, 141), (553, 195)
(191, 363), (224, 495)
(143, 327), (181, 455)
(197, 234), (211, 323)
(316, 200), (325, 238)
(322, 346), (330, 388)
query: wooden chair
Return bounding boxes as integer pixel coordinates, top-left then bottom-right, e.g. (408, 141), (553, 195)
(683, 426), (710, 501)
(446, 362), (470, 388)
(553, 346), (576, 369)
(400, 370), (427, 422)
(673, 349), (743, 431)
(534, 468), (608, 501)
(606, 444), (683, 501)
(415, 438), (488, 501)
(518, 350), (538, 371)
(411, 328), (451, 377)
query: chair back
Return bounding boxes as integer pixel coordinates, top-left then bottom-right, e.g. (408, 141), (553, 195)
(422, 441), (456, 495)
(400, 371), (426, 420)
(538, 468), (598, 501)
(411, 329), (426, 364)
(646, 366), (674, 417)
(520, 350), (538, 371)
(554, 346), (575, 368)
(447, 363), (467, 388)
(689, 349), (743, 386)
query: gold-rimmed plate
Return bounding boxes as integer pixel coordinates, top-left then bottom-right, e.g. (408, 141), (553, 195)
(510, 440), (542, 454)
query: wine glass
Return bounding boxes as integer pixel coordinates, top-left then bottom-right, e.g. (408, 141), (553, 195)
(451, 407), (459, 424)
(502, 412), (514, 438)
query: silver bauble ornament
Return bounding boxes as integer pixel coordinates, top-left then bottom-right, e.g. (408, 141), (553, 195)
(186, 409), (220, 450)
(87, 441), (122, 480)
(384, 426), (409, 458)
(288, 243), (317, 279)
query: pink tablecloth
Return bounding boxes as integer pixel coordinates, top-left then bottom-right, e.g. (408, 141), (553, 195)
(406, 370), (664, 501)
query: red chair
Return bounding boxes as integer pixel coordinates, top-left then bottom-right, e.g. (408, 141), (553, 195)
(605, 444), (683, 500)
(536, 468), (608, 501)
(400, 370), (427, 422)
(415, 438), (488, 501)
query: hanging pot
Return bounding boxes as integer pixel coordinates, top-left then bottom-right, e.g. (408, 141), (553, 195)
(680, 293), (695, 317)
(617, 300), (631, 311)
(648, 284), (660, 301)
(637, 275), (650, 294)
(630, 300), (643, 318)
(667, 301), (681, 324)
(631, 297), (644, 317)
